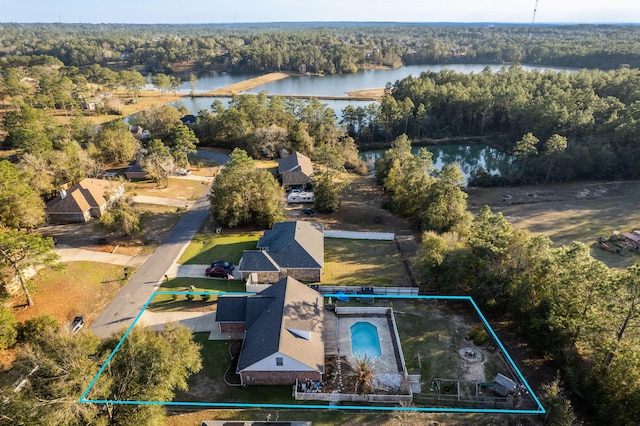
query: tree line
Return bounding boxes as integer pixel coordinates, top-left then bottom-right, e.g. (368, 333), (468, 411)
(374, 133), (639, 423)
(342, 66), (640, 183)
(2, 23), (640, 75)
(416, 208), (640, 425)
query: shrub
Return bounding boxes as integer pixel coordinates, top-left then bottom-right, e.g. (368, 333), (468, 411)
(469, 323), (489, 346)
(200, 293), (211, 301)
(186, 293), (195, 301)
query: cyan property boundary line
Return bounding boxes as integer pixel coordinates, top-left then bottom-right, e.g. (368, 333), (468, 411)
(79, 291), (546, 415)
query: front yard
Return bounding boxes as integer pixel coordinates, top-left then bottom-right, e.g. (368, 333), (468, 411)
(178, 232), (262, 265)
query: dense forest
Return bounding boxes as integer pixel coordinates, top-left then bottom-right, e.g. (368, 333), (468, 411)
(2, 23), (640, 74)
(344, 65), (640, 183)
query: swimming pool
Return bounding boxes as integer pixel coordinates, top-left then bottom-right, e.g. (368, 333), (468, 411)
(350, 321), (382, 359)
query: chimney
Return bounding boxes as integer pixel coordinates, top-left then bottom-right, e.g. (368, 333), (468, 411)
(60, 189), (67, 199)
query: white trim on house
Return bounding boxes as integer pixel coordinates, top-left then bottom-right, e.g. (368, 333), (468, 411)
(239, 352), (320, 373)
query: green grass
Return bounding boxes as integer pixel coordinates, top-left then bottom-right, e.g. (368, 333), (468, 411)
(149, 277), (246, 310)
(392, 299), (497, 382)
(185, 334), (327, 405)
(324, 238), (409, 287)
(178, 232), (262, 265)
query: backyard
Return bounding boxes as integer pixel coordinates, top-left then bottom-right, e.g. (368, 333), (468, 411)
(323, 238), (409, 287)
(164, 296), (527, 412)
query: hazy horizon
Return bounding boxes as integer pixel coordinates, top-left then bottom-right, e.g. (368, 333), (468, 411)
(2, 0), (639, 25)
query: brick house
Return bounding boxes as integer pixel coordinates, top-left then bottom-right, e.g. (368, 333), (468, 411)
(45, 178), (125, 224)
(278, 152), (313, 190)
(238, 221), (324, 283)
(216, 277), (324, 386)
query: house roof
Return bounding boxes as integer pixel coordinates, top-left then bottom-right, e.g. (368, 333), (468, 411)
(233, 277), (324, 373)
(278, 152), (313, 177)
(240, 221), (324, 272)
(46, 178), (121, 214)
(215, 296), (247, 322)
(238, 251), (280, 272)
(180, 114), (197, 124)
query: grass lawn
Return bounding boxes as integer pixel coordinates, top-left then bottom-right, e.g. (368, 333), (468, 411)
(127, 178), (210, 201)
(179, 232), (262, 265)
(13, 261), (129, 326)
(253, 158), (278, 171)
(180, 334), (327, 406)
(467, 181), (640, 270)
(323, 238), (409, 287)
(149, 277), (246, 311)
(392, 299), (502, 383)
(166, 407), (357, 426)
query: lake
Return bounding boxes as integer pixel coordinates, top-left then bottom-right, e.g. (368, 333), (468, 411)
(360, 143), (514, 181)
(170, 63), (574, 119)
(166, 63), (567, 177)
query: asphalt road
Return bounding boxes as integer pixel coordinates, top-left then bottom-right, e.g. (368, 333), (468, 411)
(90, 150), (228, 338)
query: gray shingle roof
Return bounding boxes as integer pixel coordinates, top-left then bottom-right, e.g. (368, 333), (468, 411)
(235, 277), (324, 373)
(238, 251), (280, 272)
(278, 152), (314, 187)
(240, 221), (324, 272)
(277, 152), (313, 175)
(215, 296), (247, 322)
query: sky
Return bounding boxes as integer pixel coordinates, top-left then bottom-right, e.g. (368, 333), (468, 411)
(1, 0), (639, 24)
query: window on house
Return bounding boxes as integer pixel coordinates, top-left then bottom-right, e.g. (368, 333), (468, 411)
(276, 357), (283, 366)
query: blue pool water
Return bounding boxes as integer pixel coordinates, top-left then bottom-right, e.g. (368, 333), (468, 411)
(350, 321), (382, 359)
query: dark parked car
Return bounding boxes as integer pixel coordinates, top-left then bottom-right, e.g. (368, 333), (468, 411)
(205, 266), (230, 278)
(302, 208), (316, 217)
(210, 261), (234, 270)
(70, 316), (84, 333)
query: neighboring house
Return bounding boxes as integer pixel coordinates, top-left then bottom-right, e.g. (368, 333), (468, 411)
(180, 114), (197, 127)
(45, 178), (125, 224)
(124, 160), (148, 180)
(278, 152), (313, 190)
(239, 221), (324, 283)
(216, 276), (324, 386)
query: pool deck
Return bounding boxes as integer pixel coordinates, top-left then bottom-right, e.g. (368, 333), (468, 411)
(337, 316), (398, 374)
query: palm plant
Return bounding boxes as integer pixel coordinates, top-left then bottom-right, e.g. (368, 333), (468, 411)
(350, 354), (375, 394)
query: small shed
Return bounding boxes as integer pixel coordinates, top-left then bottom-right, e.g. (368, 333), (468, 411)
(125, 160), (148, 180)
(493, 373), (518, 397)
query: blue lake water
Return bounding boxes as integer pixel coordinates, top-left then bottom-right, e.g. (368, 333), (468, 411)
(360, 143), (514, 180)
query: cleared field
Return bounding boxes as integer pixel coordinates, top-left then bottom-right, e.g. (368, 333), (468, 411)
(323, 238), (410, 287)
(468, 180), (640, 269)
(127, 177), (210, 200)
(13, 261), (128, 326)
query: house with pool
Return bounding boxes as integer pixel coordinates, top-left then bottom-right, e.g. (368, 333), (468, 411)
(216, 276), (413, 402)
(216, 277), (325, 386)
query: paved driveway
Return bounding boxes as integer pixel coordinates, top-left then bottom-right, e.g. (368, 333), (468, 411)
(164, 264), (241, 280)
